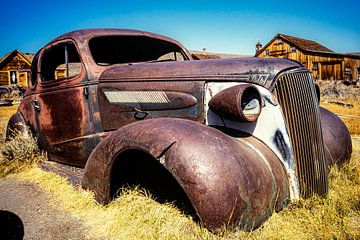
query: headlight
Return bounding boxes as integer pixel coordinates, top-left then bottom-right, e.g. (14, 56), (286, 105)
(208, 84), (262, 122)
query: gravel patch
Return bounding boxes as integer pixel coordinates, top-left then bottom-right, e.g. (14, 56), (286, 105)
(0, 177), (92, 240)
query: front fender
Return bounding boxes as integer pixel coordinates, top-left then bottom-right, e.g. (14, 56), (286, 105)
(82, 118), (289, 231)
(320, 107), (352, 166)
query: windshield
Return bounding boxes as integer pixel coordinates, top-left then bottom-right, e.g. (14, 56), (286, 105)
(89, 36), (186, 66)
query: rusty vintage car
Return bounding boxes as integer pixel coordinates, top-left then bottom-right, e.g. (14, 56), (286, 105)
(7, 29), (352, 231)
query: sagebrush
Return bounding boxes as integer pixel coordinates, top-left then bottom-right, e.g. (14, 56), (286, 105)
(0, 129), (46, 177)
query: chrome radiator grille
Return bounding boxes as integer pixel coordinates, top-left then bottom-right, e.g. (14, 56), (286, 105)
(275, 70), (328, 198)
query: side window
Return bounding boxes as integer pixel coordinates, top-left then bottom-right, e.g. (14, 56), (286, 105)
(157, 51), (185, 61)
(40, 42), (82, 82)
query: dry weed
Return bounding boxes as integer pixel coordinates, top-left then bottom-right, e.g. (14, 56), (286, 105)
(0, 105), (18, 135)
(14, 137), (360, 240)
(321, 98), (360, 135)
(318, 80), (360, 101)
(17, 168), (214, 239)
(318, 80), (360, 134)
(0, 129), (46, 177)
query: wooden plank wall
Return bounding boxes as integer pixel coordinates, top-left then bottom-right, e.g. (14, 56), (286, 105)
(257, 39), (359, 80)
(0, 71), (8, 85)
(0, 53), (30, 87)
(0, 55), (30, 72)
(344, 57), (360, 80)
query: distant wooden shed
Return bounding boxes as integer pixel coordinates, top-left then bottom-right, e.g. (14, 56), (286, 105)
(0, 49), (33, 88)
(255, 34), (360, 81)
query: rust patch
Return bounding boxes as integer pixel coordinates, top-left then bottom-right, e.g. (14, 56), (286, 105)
(82, 118), (289, 231)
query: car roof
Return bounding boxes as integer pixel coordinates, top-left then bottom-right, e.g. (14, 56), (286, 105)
(49, 28), (186, 48)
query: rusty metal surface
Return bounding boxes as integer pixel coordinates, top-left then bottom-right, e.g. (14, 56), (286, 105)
(21, 83), (95, 167)
(206, 83), (301, 200)
(82, 118), (289, 231)
(99, 57), (301, 89)
(98, 81), (204, 131)
(18, 28), (300, 167)
(9, 28), (353, 232)
(6, 111), (27, 139)
(49, 28), (192, 60)
(320, 107), (352, 166)
(208, 84), (262, 122)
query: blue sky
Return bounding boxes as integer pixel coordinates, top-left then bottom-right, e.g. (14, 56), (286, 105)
(1, 0), (359, 57)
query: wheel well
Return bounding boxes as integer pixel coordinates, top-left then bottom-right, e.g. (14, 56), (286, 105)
(110, 149), (197, 218)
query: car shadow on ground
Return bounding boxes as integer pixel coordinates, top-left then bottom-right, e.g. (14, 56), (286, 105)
(0, 210), (24, 240)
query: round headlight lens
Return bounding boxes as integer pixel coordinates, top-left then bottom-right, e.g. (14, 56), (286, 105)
(240, 87), (262, 121)
(243, 98), (260, 117)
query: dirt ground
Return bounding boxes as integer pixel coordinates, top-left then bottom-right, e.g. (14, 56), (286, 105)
(0, 177), (92, 240)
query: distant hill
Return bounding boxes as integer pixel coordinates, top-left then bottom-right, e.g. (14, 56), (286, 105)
(190, 50), (252, 60)
(348, 52), (360, 57)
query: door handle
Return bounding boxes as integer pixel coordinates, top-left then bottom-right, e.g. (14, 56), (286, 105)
(134, 108), (148, 120)
(30, 99), (41, 112)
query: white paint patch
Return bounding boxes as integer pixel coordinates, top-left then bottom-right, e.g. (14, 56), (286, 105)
(205, 82), (300, 200)
(104, 91), (170, 104)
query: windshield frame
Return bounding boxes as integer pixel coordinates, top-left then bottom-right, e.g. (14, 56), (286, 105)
(88, 35), (189, 66)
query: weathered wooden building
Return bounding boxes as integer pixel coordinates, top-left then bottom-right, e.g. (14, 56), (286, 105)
(0, 49), (34, 88)
(255, 34), (360, 81)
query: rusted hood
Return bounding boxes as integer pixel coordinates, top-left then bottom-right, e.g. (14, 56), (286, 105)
(99, 58), (301, 89)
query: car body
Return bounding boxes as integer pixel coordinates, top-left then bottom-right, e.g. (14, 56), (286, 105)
(7, 29), (352, 231)
(0, 85), (26, 106)
(0, 86), (13, 106)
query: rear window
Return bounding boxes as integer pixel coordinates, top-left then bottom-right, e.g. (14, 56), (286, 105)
(40, 42), (82, 82)
(89, 36), (186, 66)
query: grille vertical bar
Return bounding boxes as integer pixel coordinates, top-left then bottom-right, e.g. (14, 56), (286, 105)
(275, 70), (328, 198)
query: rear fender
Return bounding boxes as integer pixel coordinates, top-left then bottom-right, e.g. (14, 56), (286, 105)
(6, 111), (30, 140)
(82, 118), (289, 231)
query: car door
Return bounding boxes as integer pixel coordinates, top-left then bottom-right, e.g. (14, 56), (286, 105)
(33, 40), (94, 167)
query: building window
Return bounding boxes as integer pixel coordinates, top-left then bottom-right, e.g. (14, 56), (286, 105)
(277, 38), (283, 44)
(265, 50), (269, 56)
(291, 46), (296, 53)
(10, 71), (18, 84)
(312, 63), (318, 70)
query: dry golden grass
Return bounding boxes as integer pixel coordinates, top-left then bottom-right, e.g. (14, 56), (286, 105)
(321, 98), (360, 135)
(16, 168), (213, 239)
(1, 101), (359, 239)
(0, 130), (46, 177)
(11, 138), (359, 240)
(0, 105), (18, 135)
(0, 105), (46, 177)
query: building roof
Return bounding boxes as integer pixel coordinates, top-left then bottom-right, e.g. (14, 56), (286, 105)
(255, 33), (336, 57)
(0, 49), (33, 69)
(279, 34), (334, 53)
(23, 53), (34, 64)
